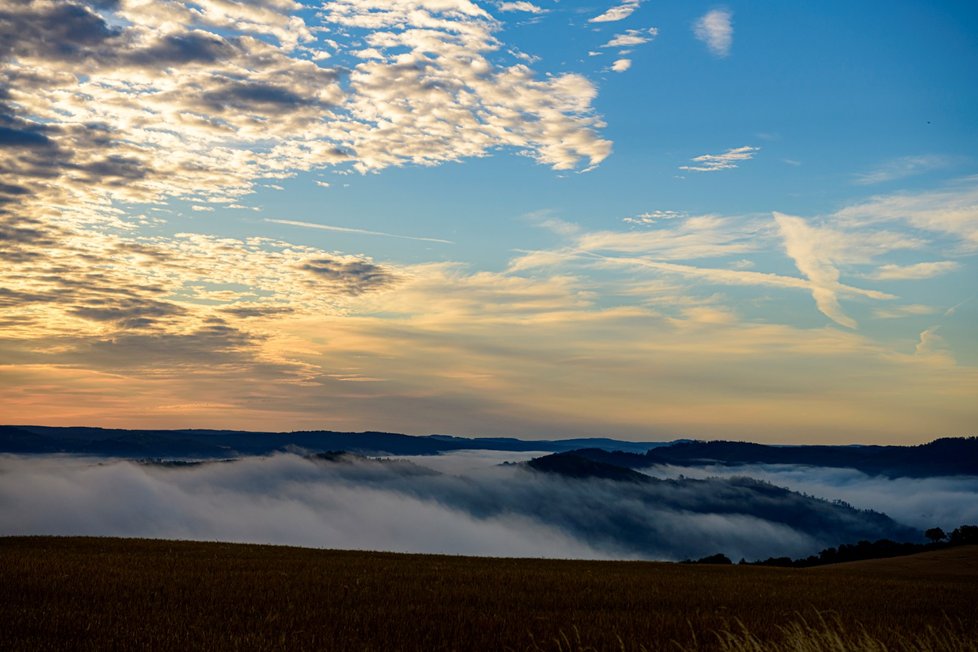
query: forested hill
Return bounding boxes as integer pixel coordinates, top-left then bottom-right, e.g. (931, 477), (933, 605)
(567, 437), (978, 478)
(0, 425), (668, 458)
(1, 424), (974, 477)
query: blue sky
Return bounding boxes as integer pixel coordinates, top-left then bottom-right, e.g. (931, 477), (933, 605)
(1, 0), (976, 442)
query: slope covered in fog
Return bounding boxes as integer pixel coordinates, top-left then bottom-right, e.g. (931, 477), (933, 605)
(0, 451), (918, 561)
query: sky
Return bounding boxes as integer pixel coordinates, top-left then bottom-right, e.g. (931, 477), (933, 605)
(1, 0), (977, 443)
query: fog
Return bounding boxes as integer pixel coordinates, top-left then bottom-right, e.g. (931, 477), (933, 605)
(0, 452), (937, 561)
(0, 454), (609, 559)
(643, 463), (978, 531)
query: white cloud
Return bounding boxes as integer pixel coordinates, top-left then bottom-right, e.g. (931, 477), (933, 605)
(0, 0), (613, 241)
(868, 261), (960, 281)
(834, 178), (978, 251)
(497, 1), (546, 13)
(602, 27), (658, 49)
(611, 58), (632, 73)
(775, 213), (872, 329)
(873, 304), (937, 319)
(679, 145), (759, 172)
(589, 1), (641, 23)
(915, 326), (950, 358)
(623, 210), (687, 225)
(314, 180), (332, 188)
(854, 155), (955, 185)
(694, 9), (733, 57)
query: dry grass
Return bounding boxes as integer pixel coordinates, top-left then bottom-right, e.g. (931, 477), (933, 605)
(1, 537), (976, 651)
(706, 613), (977, 652)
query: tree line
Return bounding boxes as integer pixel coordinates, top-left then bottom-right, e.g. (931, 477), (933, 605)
(684, 524), (978, 566)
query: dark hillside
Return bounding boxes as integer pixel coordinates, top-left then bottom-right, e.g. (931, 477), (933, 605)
(567, 437), (978, 478)
(1, 537), (975, 652)
(0, 425), (669, 458)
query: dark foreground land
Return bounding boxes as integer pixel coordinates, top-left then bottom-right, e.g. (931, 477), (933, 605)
(2, 538), (976, 651)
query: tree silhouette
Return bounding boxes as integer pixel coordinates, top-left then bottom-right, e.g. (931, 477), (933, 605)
(925, 527), (947, 543)
(950, 525), (978, 545)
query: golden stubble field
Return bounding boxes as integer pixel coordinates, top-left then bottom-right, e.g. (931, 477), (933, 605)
(1, 537), (976, 651)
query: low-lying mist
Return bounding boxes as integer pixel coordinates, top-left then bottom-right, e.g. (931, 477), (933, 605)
(641, 463), (978, 531)
(0, 451), (942, 561)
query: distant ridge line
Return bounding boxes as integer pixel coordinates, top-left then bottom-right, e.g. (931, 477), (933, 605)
(1, 425), (975, 477)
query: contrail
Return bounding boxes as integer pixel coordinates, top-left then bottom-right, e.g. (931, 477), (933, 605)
(267, 218), (454, 244)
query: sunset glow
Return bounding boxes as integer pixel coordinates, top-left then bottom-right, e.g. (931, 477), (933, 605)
(2, 0), (976, 442)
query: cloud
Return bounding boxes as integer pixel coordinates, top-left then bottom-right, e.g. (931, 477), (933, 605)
(301, 258), (397, 296)
(873, 304), (936, 319)
(266, 218), (454, 244)
(853, 155), (955, 185)
(694, 9), (733, 57)
(679, 146), (758, 172)
(0, 453), (921, 561)
(775, 213), (859, 329)
(588, 214), (758, 251)
(610, 58), (631, 73)
(602, 28), (658, 49)
(497, 1), (546, 13)
(0, 0), (612, 237)
(833, 177), (978, 251)
(868, 261), (960, 281)
(513, 208), (908, 334)
(589, 1), (641, 23)
(623, 210), (687, 225)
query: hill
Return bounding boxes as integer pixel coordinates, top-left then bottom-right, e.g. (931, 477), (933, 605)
(568, 437), (978, 478)
(1, 537), (975, 651)
(813, 544), (978, 576)
(0, 424), (671, 458)
(4, 425), (974, 478)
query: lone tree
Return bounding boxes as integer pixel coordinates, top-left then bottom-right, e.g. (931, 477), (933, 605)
(925, 527), (947, 543)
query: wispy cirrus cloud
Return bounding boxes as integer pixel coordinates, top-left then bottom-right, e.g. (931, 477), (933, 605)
(873, 304), (937, 319)
(680, 146), (759, 172)
(834, 178), (978, 250)
(853, 155), (956, 185)
(867, 261), (960, 281)
(694, 8), (733, 57)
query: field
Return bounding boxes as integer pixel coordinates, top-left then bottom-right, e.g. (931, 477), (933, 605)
(2, 537), (976, 651)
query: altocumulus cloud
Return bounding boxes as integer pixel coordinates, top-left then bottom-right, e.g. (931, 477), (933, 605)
(0, 0), (612, 397)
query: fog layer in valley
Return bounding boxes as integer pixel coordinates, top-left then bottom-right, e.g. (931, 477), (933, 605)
(643, 463), (978, 531)
(2, 450), (949, 560)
